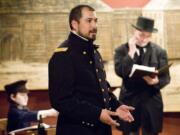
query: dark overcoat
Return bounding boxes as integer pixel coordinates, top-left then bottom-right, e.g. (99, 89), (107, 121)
(49, 32), (120, 135)
(7, 103), (38, 132)
(114, 42), (170, 133)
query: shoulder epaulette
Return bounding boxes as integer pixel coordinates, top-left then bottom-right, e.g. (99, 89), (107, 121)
(54, 47), (68, 53)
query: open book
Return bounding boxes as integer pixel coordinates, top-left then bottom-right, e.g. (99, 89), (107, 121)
(129, 63), (172, 78)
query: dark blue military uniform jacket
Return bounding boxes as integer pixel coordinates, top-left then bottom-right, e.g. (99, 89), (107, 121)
(49, 32), (121, 135)
(7, 103), (38, 132)
(114, 43), (170, 133)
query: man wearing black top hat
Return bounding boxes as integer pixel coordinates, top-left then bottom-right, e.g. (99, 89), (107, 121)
(114, 16), (170, 135)
(5, 80), (58, 132)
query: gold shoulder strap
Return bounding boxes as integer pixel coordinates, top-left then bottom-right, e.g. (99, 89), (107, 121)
(54, 47), (68, 53)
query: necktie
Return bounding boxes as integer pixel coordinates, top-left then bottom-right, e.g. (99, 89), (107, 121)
(137, 47), (144, 65)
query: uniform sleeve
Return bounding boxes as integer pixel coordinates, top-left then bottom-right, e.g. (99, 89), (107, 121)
(48, 52), (101, 124)
(154, 49), (171, 89)
(106, 81), (122, 111)
(12, 109), (38, 122)
(114, 45), (134, 79)
(7, 108), (38, 132)
(108, 92), (122, 111)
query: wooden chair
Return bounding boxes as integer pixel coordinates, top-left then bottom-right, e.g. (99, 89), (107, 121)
(9, 130), (38, 135)
(0, 118), (7, 135)
(8, 126), (56, 135)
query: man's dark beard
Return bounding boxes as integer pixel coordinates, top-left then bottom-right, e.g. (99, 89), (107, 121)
(89, 28), (97, 41)
(90, 28), (97, 34)
(78, 29), (97, 41)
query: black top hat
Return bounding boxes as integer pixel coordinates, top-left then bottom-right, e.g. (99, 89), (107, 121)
(5, 80), (28, 96)
(132, 16), (158, 33)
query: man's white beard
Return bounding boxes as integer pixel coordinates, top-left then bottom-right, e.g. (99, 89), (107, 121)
(138, 41), (149, 47)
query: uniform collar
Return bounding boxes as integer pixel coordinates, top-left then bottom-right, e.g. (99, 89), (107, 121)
(68, 32), (99, 51)
(71, 30), (88, 41)
(10, 103), (26, 110)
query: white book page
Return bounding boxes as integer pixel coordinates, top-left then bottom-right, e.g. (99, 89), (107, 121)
(129, 64), (155, 77)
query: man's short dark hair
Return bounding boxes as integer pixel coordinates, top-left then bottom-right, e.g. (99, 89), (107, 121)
(69, 4), (95, 30)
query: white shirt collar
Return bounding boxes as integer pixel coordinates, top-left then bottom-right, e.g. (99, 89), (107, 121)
(136, 48), (147, 56)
